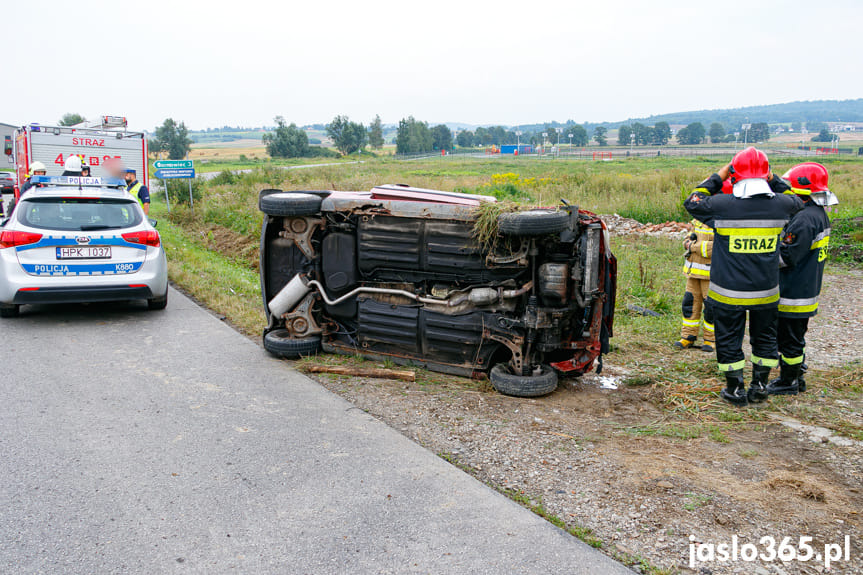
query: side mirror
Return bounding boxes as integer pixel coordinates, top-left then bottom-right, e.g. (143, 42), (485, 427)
(149, 218), (157, 228)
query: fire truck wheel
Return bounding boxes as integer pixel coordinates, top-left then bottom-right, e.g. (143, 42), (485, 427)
(263, 329), (322, 359)
(259, 192), (322, 217)
(490, 363), (558, 397)
(498, 209), (570, 236)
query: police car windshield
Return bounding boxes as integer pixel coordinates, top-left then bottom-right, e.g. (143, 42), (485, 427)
(18, 197), (143, 231)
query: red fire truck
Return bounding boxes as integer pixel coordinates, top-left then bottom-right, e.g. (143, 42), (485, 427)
(9, 116), (148, 201)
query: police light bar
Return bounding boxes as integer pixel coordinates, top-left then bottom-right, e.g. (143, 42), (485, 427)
(31, 176), (126, 187)
(101, 116), (128, 129)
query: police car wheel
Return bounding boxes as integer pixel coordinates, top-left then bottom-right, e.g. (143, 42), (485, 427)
(148, 292), (168, 311)
(498, 209), (570, 236)
(259, 192), (322, 217)
(0, 304), (20, 318)
(263, 329), (322, 359)
(490, 363), (558, 397)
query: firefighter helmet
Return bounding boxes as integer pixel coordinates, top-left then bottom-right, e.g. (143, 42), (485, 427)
(721, 179), (733, 194)
(782, 163), (838, 206)
(729, 147), (772, 198)
(29, 161), (47, 174)
(63, 155), (82, 172)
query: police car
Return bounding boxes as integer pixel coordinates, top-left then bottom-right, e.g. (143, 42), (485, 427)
(0, 176), (168, 317)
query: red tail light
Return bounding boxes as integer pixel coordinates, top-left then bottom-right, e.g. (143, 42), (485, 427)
(0, 231), (43, 248)
(122, 230), (161, 247)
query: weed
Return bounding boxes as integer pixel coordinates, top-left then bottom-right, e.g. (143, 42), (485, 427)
(683, 492), (713, 511)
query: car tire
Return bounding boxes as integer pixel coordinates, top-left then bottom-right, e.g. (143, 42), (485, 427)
(148, 291), (168, 311)
(263, 329), (322, 359)
(498, 209), (570, 236)
(259, 192), (322, 216)
(0, 304), (20, 318)
(490, 363), (558, 397)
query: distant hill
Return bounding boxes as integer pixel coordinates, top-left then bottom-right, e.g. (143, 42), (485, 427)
(615, 99), (863, 129)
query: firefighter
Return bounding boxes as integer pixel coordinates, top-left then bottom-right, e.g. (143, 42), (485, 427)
(674, 218), (715, 352)
(80, 163), (91, 177)
(124, 168), (150, 215)
(18, 161), (47, 196)
(767, 163), (837, 396)
(684, 147), (803, 406)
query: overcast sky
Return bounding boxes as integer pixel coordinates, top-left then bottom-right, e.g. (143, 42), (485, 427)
(5, 0), (861, 132)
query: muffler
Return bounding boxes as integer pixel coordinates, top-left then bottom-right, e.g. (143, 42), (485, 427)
(268, 274), (311, 317)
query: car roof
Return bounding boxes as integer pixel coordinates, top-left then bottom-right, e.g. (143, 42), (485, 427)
(20, 186), (136, 201)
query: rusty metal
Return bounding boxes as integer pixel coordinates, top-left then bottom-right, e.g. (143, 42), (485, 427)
(483, 330), (525, 374)
(282, 293), (322, 338)
(486, 240), (529, 267)
(279, 216), (324, 259)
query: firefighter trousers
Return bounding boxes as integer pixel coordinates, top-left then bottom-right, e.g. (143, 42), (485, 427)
(778, 316), (808, 366)
(712, 305), (779, 372)
(681, 277), (714, 343)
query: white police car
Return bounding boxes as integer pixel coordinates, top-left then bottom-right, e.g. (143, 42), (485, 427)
(0, 176), (168, 317)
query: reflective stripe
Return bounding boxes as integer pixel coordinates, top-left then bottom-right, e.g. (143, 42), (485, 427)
(811, 228), (831, 243)
(702, 321), (714, 332)
(781, 355), (805, 366)
(718, 360), (746, 372)
(714, 219), (787, 228)
(709, 283), (779, 306)
(751, 356), (779, 368)
(779, 296), (818, 307)
(716, 227), (783, 236)
(682, 318), (700, 326)
(811, 235), (830, 250)
(778, 303), (819, 314)
(790, 187), (812, 196)
(701, 242), (709, 258)
(684, 267), (711, 277)
(687, 261), (710, 271)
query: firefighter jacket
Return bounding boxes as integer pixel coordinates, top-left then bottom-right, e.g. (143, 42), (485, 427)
(684, 174), (803, 310)
(683, 219), (713, 278)
(778, 201), (830, 318)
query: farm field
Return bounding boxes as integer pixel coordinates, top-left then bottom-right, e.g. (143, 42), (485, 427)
(153, 155), (863, 574)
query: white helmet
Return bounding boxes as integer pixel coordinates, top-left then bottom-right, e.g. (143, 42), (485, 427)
(30, 161), (47, 173)
(64, 155), (82, 172)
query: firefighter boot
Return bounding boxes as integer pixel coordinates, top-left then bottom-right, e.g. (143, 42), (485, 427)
(748, 365), (771, 403)
(766, 363), (802, 396)
(673, 335), (697, 350)
(721, 370), (748, 407)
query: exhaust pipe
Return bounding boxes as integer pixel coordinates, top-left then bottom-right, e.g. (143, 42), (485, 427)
(268, 274), (311, 317)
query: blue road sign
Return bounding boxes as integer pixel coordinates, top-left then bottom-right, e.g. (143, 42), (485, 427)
(155, 168), (196, 179)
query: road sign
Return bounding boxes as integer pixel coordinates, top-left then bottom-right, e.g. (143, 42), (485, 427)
(742, 124), (752, 130)
(155, 168), (195, 179)
(154, 160), (193, 169)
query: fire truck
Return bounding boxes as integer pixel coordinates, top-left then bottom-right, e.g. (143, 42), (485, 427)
(9, 116), (148, 201)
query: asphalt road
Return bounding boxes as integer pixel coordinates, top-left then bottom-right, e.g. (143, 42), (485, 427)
(0, 287), (630, 574)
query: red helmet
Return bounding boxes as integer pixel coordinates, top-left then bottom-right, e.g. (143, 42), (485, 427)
(782, 162), (829, 194)
(729, 146), (769, 184)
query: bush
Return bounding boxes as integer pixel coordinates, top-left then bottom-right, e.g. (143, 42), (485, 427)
(305, 147), (340, 158)
(165, 177), (204, 206)
(210, 170), (238, 185)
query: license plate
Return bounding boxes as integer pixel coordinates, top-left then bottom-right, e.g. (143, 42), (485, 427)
(56, 246), (112, 259)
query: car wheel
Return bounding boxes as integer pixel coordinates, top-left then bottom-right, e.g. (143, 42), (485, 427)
(263, 329), (322, 359)
(0, 304), (20, 318)
(259, 192), (322, 217)
(498, 209), (570, 236)
(489, 363), (558, 397)
(148, 291), (168, 311)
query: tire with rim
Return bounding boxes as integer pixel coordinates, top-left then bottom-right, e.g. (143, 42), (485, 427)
(259, 192), (322, 217)
(263, 329), (322, 359)
(0, 304), (20, 318)
(489, 363), (558, 397)
(498, 209), (570, 236)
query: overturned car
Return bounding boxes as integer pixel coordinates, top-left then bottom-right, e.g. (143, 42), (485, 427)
(259, 185), (616, 397)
